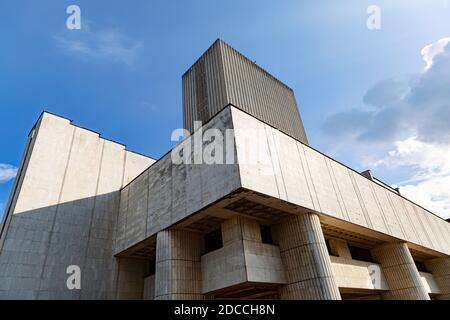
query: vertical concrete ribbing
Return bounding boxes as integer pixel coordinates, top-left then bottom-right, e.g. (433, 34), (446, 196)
(182, 39), (309, 144)
(425, 257), (450, 300)
(155, 229), (204, 300)
(371, 242), (430, 300)
(275, 213), (341, 300)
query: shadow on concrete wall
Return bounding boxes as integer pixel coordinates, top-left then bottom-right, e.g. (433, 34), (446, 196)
(0, 192), (149, 300)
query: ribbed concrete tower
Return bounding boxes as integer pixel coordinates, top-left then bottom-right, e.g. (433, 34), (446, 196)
(182, 39), (309, 144)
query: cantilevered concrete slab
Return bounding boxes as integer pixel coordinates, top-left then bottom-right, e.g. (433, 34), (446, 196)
(116, 106), (450, 259)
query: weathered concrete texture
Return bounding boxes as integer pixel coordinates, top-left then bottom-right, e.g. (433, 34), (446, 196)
(425, 257), (450, 300)
(327, 238), (389, 291)
(231, 107), (450, 256)
(183, 39), (308, 145)
(115, 107), (241, 254)
(222, 215), (261, 245)
(371, 242), (430, 300)
(114, 257), (148, 300)
(0, 112), (154, 299)
(244, 240), (286, 284)
(223, 217), (286, 285)
(154, 229), (204, 300)
(202, 217), (285, 294)
(143, 275), (155, 300)
(419, 272), (441, 295)
(201, 238), (247, 293)
(274, 213), (341, 300)
(330, 256), (389, 291)
(328, 238), (352, 259)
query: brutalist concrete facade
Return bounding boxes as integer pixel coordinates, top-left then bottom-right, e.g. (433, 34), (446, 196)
(0, 40), (449, 300)
(0, 113), (155, 299)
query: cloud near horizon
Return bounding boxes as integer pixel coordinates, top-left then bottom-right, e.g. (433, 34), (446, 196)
(322, 37), (450, 218)
(0, 163), (18, 183)
(54, 23), (142, 66)
(374, 137), (450, 219)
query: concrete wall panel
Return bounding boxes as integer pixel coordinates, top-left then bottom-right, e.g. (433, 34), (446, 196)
(201, 240), (247, 293)
(272, 126), (314, 208)
(13, 115), (74, 214)
(328, 160), (368, 227)
(231, 107), (449, 255)
(116, 107), (241, 254)
(371, 184), (405, 239)
(303, 147), (343, 219)
(0, 112), (154, 299)
(232, 109), (279, 198)
(351, 172), (389, 234)
(330, 257), (388, 291)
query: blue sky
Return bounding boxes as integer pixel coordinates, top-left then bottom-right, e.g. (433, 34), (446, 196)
(1, 0), (450, 218)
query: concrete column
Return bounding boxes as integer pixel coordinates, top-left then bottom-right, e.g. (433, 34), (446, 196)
(371, 242), (430, 300)
(274, 213), (341, 300)
(154, 229), (204, 300)
(425, 257), (450, 300)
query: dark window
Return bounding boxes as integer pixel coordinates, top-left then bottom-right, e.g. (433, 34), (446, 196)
(145, 258), (156, 277)
(325, 239), (336, 256)
(348, 245), (374, 262)
(260, 225), (274, 244)
(415, 260), (428, 272)
(204, 228), (223, 254)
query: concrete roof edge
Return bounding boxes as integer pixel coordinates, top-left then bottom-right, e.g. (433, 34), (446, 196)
(34, 110), (156, 161)
(226, 105), (449, 223)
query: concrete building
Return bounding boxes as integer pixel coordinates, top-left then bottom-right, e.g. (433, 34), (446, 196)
(0, 39), (449, 300)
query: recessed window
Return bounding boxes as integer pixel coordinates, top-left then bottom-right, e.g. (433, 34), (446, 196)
(415, 260), (428, 272)
(204, 228), (223, 254)
(348, 245), (374, 262)
(260, 225), (274, 244)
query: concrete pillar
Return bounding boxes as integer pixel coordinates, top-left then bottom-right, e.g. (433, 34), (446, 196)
(425, 257), (450, 300)
(274, 213), (341, 300)
(154, 229), (204, 300)
(371, 242), (430, 300)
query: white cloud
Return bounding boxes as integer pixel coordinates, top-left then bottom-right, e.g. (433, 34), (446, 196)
(54, 24), (142, 66)
(0, 163), (17, 183)
(373, 137), (450, 182)
(323, 37), (450, 144)
(421, 37), (450, 71)
(400, 179), (450, 220)
(322, 37), (450, 219)
(373, 137), (450, 219)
